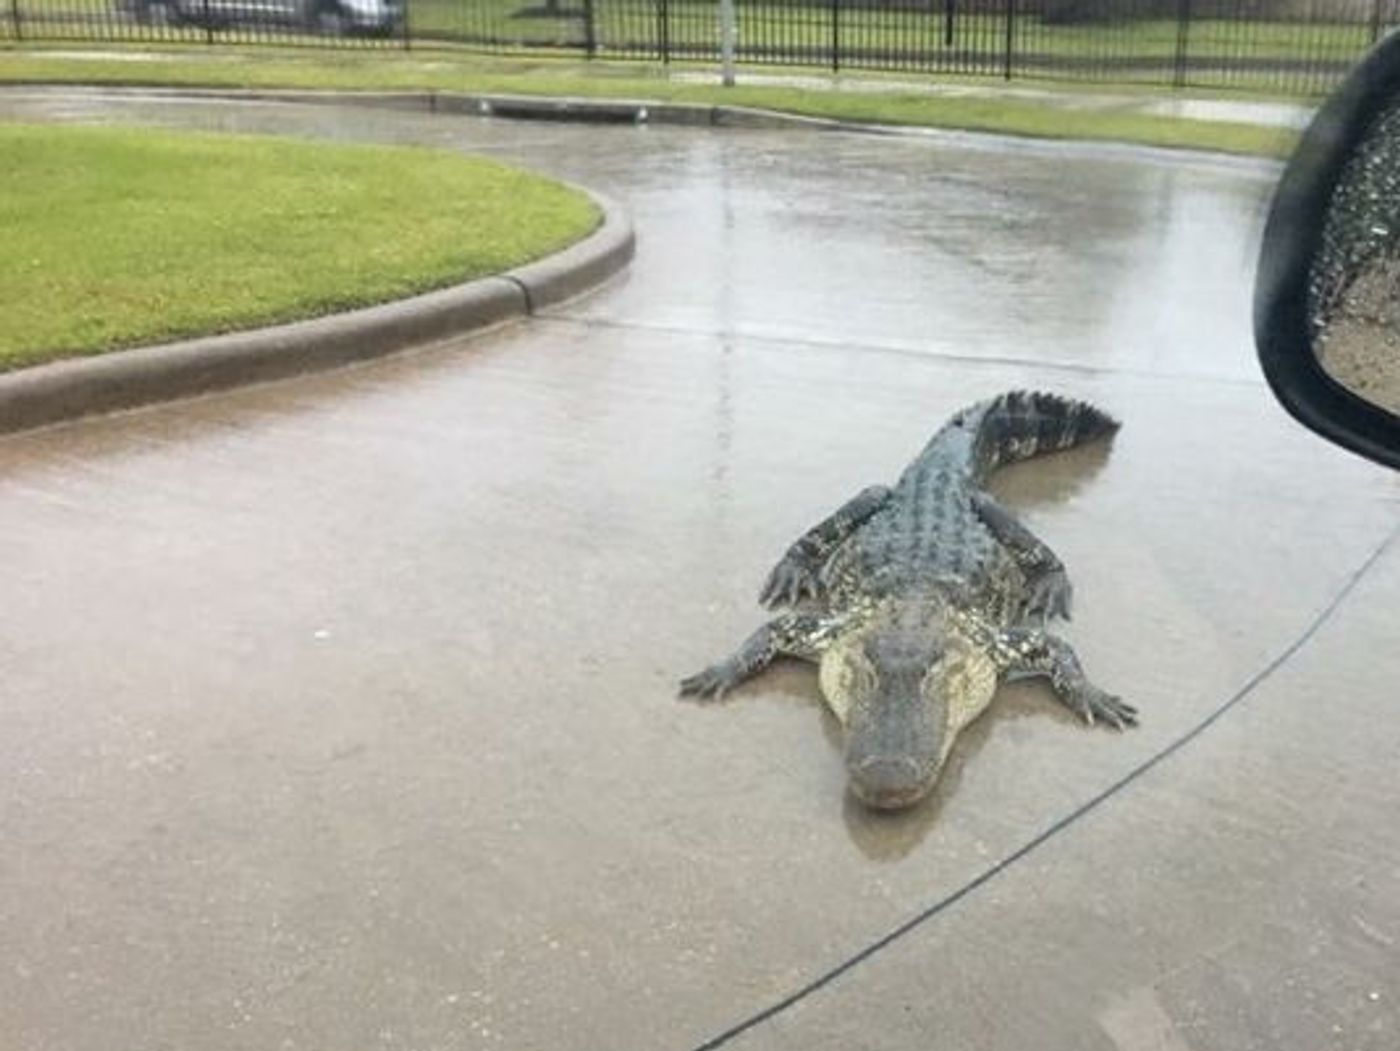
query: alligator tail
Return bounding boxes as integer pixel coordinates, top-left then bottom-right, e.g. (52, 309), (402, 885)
(963, 390), (1120, 476)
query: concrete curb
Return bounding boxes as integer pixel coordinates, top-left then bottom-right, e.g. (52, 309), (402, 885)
(0, 189), (633, 436)
(227, 87), (1288, 167)
(0, 84), (1288, 171)
(0, 83), (855, 132)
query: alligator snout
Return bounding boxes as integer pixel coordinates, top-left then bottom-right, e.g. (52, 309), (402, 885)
(848, 755), (933, 811)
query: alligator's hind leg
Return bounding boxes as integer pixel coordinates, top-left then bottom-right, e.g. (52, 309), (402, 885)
(761, 485), (891, 608)
(973, 492), (1073, 623)
(679, 613), (839, 701)
(994, 628), (1137, 729)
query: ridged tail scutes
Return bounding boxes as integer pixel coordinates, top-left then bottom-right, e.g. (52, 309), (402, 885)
(964, 390), (1120, 474)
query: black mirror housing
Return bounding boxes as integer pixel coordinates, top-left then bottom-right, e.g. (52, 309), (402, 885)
(1255, 30), (1400, 472)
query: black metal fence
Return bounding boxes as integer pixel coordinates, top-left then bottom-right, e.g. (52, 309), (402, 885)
(5, 0), (1399, 94)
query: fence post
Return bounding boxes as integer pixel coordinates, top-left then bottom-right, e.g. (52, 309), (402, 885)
(402, 0), (411, 50)
(583, 0), (597, 57)
(202, 0), (214, 44)
(719, 0), (736, 85)
(1003, 0), (1015, 80)
(657, 0), (669, 63)
(831, 0), (840, 72)
(8, 0), (20, 43)
(944, 0), (955, 48)
(1172, 0), (1191, 89)
(1370, 0), (1383, 43)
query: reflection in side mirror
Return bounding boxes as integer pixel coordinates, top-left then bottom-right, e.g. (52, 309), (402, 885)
(1309, 98), (1400, 414)
(1255, 31), (1400, 471)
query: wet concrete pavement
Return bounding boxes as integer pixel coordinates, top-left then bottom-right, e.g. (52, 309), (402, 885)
(1, 94), (1397, 1050)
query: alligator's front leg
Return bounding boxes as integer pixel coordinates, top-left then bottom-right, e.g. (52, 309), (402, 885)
(994, 627), (1137, 729)
(973, 492), (1072, 623)
(761, 485), (891, 608)
(679, 613), (839, 701)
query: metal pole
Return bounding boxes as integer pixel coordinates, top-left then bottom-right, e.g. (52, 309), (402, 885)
(1003, 0), (1015, 80)
(1370, 0), (1383, 43)
(202, 0), (213, 44)
(719, 0), (736, 86)
(9, 0), (21, 43)
(583, 0), (597, 57)
(402, 0), (411, 50)
(658, 0), (670, 64)
(1173, 0), (1191, 89)
(944, 0), (954, 48)
(831, 0), (839, 72)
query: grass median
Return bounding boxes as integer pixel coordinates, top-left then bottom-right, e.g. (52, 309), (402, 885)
(0, 121), (599, 370)
(0, 46), (1303, 158)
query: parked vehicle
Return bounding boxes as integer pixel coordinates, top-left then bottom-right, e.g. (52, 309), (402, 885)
(116, 0), (403, 36)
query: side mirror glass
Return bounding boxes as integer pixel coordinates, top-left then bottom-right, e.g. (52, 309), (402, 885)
(1255, 31), (1400, 471)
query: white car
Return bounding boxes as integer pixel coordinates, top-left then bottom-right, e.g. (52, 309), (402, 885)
(119, 0), (403, 36)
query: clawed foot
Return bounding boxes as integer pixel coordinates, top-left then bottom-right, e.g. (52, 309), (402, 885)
(1025, 570), (1073, 623)
(679, 661), (745, 701)
(1067, 685), (1138, 730)
(759, 551), (824, 609)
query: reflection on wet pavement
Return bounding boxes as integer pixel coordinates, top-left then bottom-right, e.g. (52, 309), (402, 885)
(0, 92), (1396, 1051)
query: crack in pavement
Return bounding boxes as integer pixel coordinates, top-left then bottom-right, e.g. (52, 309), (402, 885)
(535, 312), (1268, 388)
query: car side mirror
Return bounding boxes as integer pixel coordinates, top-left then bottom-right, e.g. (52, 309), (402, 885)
(1255, 30), (1400, 471)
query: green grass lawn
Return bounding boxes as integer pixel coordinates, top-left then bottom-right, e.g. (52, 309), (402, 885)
(0, 45), (1303, 158)
(0, 121), (599, 369)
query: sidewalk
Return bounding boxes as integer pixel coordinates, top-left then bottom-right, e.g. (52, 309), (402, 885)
(12, 46), (1320, 131)
(670, 69), (1317, 129)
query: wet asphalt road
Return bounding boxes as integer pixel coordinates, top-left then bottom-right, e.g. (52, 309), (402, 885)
(1, 93), (1398, 1051)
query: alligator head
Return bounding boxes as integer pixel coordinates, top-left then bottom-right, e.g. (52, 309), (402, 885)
(819, 612), (999, 810)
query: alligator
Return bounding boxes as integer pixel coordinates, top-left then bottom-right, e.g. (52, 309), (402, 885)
(679, 390), (1136, 810)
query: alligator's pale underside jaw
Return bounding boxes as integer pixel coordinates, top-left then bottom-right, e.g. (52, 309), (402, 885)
(679, 390), (1136, 811)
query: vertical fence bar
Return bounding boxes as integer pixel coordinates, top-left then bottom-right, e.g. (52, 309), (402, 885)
(720, 0), (736, 85)
(583, 0), (597, 56)
(1003, 0), (1015, 79)
(657, 0), (669, 62)
(831, 0), (840, 72)
(8, 0), (20, 43)
(1371, 0), (1384, 43)
(943, 0), (954, 48)
(202, 0), (213, 44)
(1173, 0), (1191, 88)
(401, 0), (411, 50)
